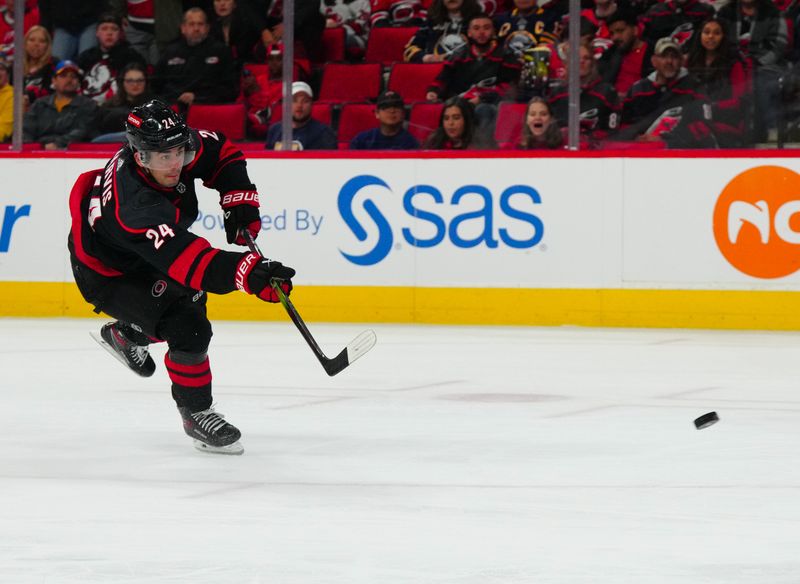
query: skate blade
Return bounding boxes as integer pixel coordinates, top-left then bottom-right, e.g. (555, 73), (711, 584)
(192, 439), (244, 455)
(89, 331), (152, 377)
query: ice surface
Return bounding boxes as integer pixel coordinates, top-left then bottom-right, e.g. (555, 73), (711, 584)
(2, 318), (800, 583)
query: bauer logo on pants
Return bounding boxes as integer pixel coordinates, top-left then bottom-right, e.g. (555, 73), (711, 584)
(713, 166), (800, 279)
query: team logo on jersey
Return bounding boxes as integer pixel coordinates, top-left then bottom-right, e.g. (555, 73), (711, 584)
(713, 166), (800, 278)
(152, 280), (167, 297)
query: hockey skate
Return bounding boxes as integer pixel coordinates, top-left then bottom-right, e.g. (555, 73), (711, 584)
(91, 322), (156, 377)
(178, 406), (244, 455)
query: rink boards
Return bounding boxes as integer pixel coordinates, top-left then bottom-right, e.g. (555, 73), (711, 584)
(2, 151), (800, 329)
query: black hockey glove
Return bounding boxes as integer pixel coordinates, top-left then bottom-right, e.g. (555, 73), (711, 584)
(235, 253), (295, 303)
(221, 190), (261, 245)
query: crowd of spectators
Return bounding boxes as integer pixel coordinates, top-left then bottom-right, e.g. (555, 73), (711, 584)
(0, 0), (798, 149)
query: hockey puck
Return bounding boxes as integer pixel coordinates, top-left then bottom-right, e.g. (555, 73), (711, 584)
(694, 411), (719, 430)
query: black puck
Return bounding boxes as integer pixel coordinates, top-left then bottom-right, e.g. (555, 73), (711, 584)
(694, 411), (719, 430)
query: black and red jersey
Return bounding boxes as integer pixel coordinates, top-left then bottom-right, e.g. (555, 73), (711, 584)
(68, 130), (256, 295)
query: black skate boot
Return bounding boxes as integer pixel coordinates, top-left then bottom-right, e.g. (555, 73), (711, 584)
(92, 322), (156, 377)
(178, 406), (244, 455)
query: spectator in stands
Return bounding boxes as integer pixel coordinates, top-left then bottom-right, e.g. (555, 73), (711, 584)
(266, 81), (337, 150)
(78, 14), (146, 106)
(92, 62), (152, 142)
(518, 95), (564, 148)
(322, 0), (371, 58)
(23, 60), (97, 149)
(598, 5), (653, 98)
(618, 37), (707, 141)
(549, 43), (620, 142)
(350, 90), (420, 149)
(404, 0), (482, 63)
(38, 0), (106, 62)
(495, 0), (565, 56)
(370, 0), (428, 28)
(0, 59), (12, 142)
(718, 0), (788, 141)
(685, 16), (752, 146)
(109, 0), (186, 65)
(0, 0), (40, 60)
(426, 14), (520, 103)
(22, 25), (56, 106)
(262, 0), (326, 62)
(424, 95), (496, 148)
(153, 8), (238, 110)
(640, 0), (714, 48)
(210, 0), (266, 70)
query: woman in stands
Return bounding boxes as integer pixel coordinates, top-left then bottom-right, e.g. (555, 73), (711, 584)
(685, 16), (752, 147)
(425, 96), (497, 148)
(22, 25), (56, 106)
(209, 0), (266, 71)
(404, 0), (482, 63)
(92, 63), (152, 143)
(518, 96), (564, 149)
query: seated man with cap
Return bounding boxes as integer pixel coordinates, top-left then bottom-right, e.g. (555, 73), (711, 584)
(23, 60), (97, 150)
(350, 90), (420, 150)
(616, 36), (707, 142)
(266, 81), (337, 150)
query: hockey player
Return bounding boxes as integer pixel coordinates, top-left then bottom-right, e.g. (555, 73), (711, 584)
(67, 99), (295, 455)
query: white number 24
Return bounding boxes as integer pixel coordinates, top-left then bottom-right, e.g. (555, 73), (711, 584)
(146, 224), (175, 249)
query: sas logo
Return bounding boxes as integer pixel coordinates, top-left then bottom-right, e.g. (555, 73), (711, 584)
(714, 166), (800, 279)
(338, 175), (544, 266)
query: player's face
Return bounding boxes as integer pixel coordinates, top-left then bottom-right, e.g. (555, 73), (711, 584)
(181, 12), (209, 46)
(467, 18), (494, 46)
(609, 21), (635, 51)
(526, 101), (551, 137)
(442, 106), (465, 141)
(25, 29), (48, 60)
(140, 147), (187, 187)
(96, 23), (121, 50)
(292, 92), (312, 123)
(214, 0), (236, 17)
(701, 21), (723, 52)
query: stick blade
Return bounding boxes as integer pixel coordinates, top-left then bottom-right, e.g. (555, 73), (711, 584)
(322, 329), (377, 376)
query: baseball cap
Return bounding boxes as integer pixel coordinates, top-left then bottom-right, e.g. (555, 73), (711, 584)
(97, 13), (122, 27)
(377, 90), (404, 109)
(292, 81), (313, 98)
(654, 37), (681, 56)
(55, 60), (82, 77)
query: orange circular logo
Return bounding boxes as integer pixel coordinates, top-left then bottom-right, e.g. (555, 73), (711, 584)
(713, 165), (800, 279)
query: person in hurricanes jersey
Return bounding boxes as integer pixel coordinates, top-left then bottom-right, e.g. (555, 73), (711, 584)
(67, 99), (295, 455)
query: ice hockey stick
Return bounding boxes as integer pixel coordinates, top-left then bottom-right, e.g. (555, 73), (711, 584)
(242, 230), (376, 376)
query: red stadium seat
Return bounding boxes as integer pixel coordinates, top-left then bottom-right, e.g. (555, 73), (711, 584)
(365, 26), (419, 66)
(186, 104), (246, 141)
(318, 63), (382, 103)
(408, 102), (443, 144)
(321, 26), (346, 62)
(494, 102), (528, 147)
(337, 103), (379, 148)
(387, 63), (444, 103)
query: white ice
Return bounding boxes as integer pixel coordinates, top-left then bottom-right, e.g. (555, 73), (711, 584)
(2, 318), (800, 583)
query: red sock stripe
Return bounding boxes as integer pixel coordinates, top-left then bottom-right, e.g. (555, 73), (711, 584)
(165, 355), (212, 388)
(167, 238), (211, 286)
